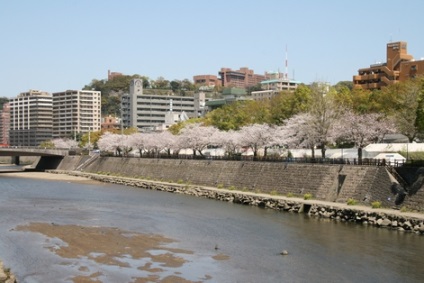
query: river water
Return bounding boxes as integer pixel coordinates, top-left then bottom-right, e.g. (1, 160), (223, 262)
(0, 173), (423, 283)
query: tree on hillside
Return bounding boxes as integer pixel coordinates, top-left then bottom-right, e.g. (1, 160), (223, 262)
(269, 84), (312, 125)
(153, 77), (170, 89)
(205, 100), (270, 131)
(0, 97), (9, 109)
(334, 81), (353, 91)
(246, 83), (263, 94)
(170, 80), (181, 93)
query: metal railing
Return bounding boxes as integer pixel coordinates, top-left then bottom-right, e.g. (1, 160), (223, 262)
(103, 152), (408, 168)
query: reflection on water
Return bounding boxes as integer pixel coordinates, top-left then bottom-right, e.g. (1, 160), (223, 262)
(0, 175), (423, 283)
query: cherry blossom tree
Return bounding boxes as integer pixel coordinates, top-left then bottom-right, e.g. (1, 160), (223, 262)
(334, 110), (396, 162)
(214, 130), (242, 157)
(128, 133), (147, 157)
(97, 132), (121, 155)
(238, 124), (277, 158)
(155, 131), (176, 156)
(307, 83), (341, 158)
(51, 138), (78, 149)
(179, 123), (218, 157)
(279, 113), (320, 158)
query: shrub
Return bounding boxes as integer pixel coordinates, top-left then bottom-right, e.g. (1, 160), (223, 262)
(347, 198), (357, 205)
(227, 185), (237, 191)
(270, 190), (279, 196)
(287, 192), (294, 198)
(177, 179), (184, 184)
(217, 183), (224, 189)
(303, 193), (313, 200)
(400, 206), (409, 213)
(371, 201), (382, 209)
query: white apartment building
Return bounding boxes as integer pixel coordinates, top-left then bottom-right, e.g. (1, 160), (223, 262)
(9, 90), (53, 146)
(121, 79), (205, 130)
(52, 90), (101, 139)
(251, 77), (301, 101)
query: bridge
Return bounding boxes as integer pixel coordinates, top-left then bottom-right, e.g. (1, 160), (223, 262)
(0, 147), (70, 171)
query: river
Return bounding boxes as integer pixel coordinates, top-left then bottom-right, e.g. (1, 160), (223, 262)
(0, 173), (423, 283)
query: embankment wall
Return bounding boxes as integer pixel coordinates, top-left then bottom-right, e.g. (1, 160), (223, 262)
(59, 156), (403, 208)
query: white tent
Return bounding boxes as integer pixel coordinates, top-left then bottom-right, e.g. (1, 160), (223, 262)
(373, 152), (406, 164)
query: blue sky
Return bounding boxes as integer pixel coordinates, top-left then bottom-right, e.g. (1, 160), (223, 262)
(1, 0), (424, 97)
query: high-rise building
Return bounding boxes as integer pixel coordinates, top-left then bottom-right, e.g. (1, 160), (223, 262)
(218, 67), (265, 89)
(0, 102), (10, 145)
(9, 90), (52, 146)
(353, 41), (424, 90)
(52, 90), (101, 139)
(121, 79), (205, 130)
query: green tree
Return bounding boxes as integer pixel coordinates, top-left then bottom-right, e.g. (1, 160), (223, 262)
(39, 140), (55, 149)
(170, 80), (181, 93)
(153, 77), (170, 89)
(387, 77), (424, 141)
(246, 83), (263, 95)
(0, 97), (9, 109)
(269, 84), (312, 125)
(205, 100), (270, 131)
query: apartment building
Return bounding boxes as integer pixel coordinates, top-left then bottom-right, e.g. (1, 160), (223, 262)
(218, 67), (265, 89)
(0, 102), (10, 145)
(9, 90), (52, 146)
(52, 90), (101, 139)
(353, 41), (424, 90)
(251, 77), (301, 101)
(121, 79), (205, 130)
(101, 115), (121, 131)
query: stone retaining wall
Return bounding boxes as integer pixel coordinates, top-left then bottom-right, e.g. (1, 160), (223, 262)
(57, 156), (423, 211)
(50, 170), (424, 235)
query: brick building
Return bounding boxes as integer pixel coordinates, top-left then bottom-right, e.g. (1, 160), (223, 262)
(193, 75), (219, 87)
(218, 67), (265, 89)
(353, 41), (424, 90)
(0, 102), (10, 145)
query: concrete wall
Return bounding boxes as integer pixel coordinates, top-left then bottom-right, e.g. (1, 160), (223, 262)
(58, 156), (402, 206)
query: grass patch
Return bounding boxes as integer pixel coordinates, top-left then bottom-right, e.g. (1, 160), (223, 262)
(270, 190), (280, 196)
(217, 183), (224, 189)
(287, 192), (294, 198)
(371, 201), (382, 209)
(347, 198), (357, 205)
(177, 179), (184, 184)
(227, 185), (237, 191)
(303, 193), (313, 200)
(400, 206), (410, 213)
